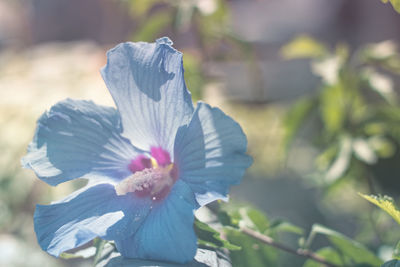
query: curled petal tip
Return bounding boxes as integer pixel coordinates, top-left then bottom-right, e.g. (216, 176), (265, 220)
(156, 37), (173, 46)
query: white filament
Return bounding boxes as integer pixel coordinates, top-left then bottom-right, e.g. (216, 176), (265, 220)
(115, 166), (174, 196)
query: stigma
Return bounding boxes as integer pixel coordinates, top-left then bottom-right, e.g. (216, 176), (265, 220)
(115, 163), (177, 201)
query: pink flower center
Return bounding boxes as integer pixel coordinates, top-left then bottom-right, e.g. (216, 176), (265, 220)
(115, 147), (178, 201)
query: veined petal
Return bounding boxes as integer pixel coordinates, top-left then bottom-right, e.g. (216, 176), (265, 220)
(22, 99), (141, 186)
(34, 183), (151, 257)
(174, 102), (252, 206)
(115, 180), (198, 263)
(101, 37), (194, 155)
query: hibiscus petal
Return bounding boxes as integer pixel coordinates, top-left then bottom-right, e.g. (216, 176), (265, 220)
(115, 180), (198, 263)
(34, 183), (151, 257)
(174, 102), (253, 206)
(22, 99), (141, 186)
(101, 37), (194, 155)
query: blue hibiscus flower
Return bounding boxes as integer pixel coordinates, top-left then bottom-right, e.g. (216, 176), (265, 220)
(22, 37), (252, 264)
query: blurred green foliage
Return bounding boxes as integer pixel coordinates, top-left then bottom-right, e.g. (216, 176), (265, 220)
(194, 218), (241, 251)
(282, 36), (400, 188)
(305, 224), (382, 266)
(282, 35), (400, 265)
(117, 0), (262, 101)
(208, 204), (386, 266)
(361, 194), (400, 264)
(120, 0), (231, 43)
(281, 35), (328, 59)
(118, 0), (231, 100)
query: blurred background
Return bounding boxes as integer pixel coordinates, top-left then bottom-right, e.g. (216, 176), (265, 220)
(2, 0), (400, 266)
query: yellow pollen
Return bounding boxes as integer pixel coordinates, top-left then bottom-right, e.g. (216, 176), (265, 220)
(150, 158), (158, 168)
(115, 164), (174, 196)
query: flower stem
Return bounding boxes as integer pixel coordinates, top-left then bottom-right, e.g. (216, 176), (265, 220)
(240, 226), (340, 267)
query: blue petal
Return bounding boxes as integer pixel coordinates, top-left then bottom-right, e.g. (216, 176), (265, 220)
(174, 102), (253, 206)
(101, 37), (194, 155)
(115, 180), (198, 263)
(22, 99), (141, 186)
(34, 183), (151, 257)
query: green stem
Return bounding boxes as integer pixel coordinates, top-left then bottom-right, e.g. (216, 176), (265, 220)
(240, 226), (340, 267)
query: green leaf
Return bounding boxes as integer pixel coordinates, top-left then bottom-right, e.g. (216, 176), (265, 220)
(325, 135), (352, 183)
(382, 259), (400, 267)
(268, 220), (304, 236)
(311, 56), (341, 85)
(60, 246), (96, 259)
(194, 219), (241, 251)
(393, 241), (400, 260)
(305, 224), (383, 266)
(93, 238), (107, 264)
(303, 247), (343, 267)
(226, 207), (303, 236)
(362, 68), (397, 105)
(368, 136), (396, 158)
(226, 229), (278, 267)
(362, 40), (397, 60)
(281, 35), (328, 59)
(218, 210), (240, 228)
(361, 41), (400, 74)
(320, 84), (346, 133)
(219, 206), (279, 266)
(363, 40), (398, 61)
(283, 97), (316, 150)
(373, 107), (400, 141)
(316, 144), (339, 171)
(246, 208), (270, 233)
(352, 137), (378, 164)
(381, 0), (400, 13)
(92, 238), (116, 265)
(359, 194), (400, 225)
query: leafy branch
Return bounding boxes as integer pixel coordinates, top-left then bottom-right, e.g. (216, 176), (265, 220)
(240, 226), (339, 267)
(203, 205), (383, 267)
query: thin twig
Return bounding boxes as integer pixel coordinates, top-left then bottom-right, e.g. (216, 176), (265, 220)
(240, 226), (340, 267)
